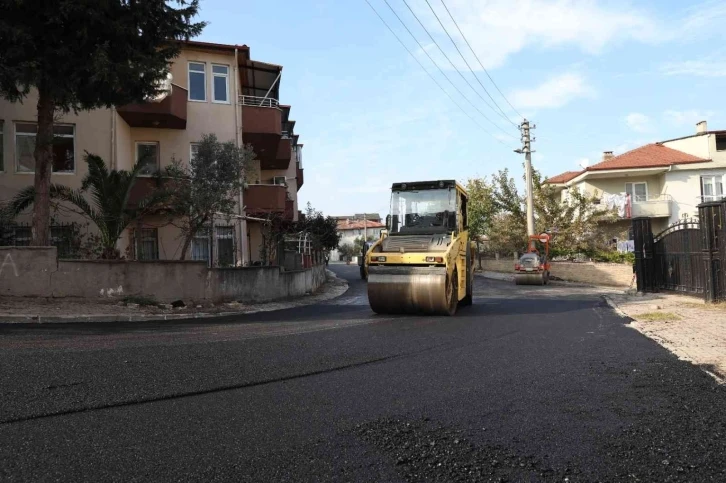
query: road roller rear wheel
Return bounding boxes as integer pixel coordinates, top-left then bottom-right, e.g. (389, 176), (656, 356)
(444, 271), (458, 316)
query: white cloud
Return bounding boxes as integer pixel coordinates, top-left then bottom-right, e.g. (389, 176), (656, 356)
(663, 109), (716, 127)
(410, 0), (660, 70)
(625, 113), (652, 133)
(660, 60), (726, 78)
(509, 73), (594, 109)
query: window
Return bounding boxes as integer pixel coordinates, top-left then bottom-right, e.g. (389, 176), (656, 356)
(625, 182), (647, 203)
(701, 174), (724, 202)
(135, 142), (159, 175)
(15, 123), (75, 173)
(191, 227), (210, 261)
(716, 134), (726, 151)
(216, 226), (235, 267)
(135, 228), (159, 260)
(212, 65), (229, 103)
(273, 176), (286, 186)
(190, 142), (200, 163)
(188, 62), (206, 101)
(0, 120), (4, 171)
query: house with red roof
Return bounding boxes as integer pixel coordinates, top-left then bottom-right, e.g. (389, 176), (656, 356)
(330, 216), (386, 262)
(545, 120), (724, 234)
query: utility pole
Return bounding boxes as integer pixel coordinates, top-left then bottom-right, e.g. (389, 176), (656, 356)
(363, 213), (367, 240)
(515, 119), (536, 241)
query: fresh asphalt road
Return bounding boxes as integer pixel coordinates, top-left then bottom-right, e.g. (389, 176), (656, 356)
(1, 265), (724, 482)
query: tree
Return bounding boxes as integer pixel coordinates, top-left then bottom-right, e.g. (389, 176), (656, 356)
(353, 235), (375, 257)
(163, 134), (257, 260)
(3, 153), (171, 259)
(299, 202), (341, 253)
(338, 243), (355, 263)
(0, 0), (205, 246)
(469, 165), (618, 255)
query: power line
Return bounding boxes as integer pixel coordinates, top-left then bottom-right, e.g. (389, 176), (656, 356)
(362, 0), (514, 148)
(438, 0), (525, 120)
(399, 0), (516, 134)
(423, 0), (517, 127)
(382, 0), (517, 141)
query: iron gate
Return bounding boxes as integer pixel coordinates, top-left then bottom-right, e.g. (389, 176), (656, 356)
(652, 220), (704, 295)
(633, 199), (726, 302)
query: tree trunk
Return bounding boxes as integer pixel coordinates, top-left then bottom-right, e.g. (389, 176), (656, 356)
(31, 88), (55, 246)
(179, 233), (193, 261)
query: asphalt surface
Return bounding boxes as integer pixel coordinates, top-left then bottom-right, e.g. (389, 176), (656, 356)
(1, 265), (725, 482)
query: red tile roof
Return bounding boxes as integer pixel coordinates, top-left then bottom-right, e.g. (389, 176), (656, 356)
(546, 170), (584, 184)
(336, 219), (386, 231)
(587, 144), (708, 171)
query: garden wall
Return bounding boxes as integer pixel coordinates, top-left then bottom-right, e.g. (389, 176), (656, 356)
(480, 257), (634, 287)
(0, 247), (327, 303)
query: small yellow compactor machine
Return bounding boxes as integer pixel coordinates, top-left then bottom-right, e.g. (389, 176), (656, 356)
(365, 180), (474, 316)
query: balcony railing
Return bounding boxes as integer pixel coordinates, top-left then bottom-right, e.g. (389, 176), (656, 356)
(244, 183), (286, 215)
(238, 95), (279, 109)
(594, 193), (672, 219)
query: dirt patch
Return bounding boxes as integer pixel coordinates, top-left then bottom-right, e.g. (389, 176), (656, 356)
(607, 292), (726, 383)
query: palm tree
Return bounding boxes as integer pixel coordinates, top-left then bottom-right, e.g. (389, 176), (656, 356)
(2, 152), (171, 259)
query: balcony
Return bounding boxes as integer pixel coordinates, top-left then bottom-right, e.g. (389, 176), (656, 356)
(126, 176), (178, 212)
(240, 95), (282, 134)
(117, 85), (188, 129)
(594, 193), (672, 219)
(244, 184), (286, 216)
(631, 194), (672, 218)
(240, 95), (284, 170)
(296, 163), (304, 190)
(285, 199), (295, 221)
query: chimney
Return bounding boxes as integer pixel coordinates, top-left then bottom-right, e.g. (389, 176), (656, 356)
(602, 151), (614, 162)
(696, 120), (708, 134)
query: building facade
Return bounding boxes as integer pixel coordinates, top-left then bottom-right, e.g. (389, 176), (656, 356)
(330, 216), (385, 262)
(0, 40), (305, 265)
(546, 121), (725, 238)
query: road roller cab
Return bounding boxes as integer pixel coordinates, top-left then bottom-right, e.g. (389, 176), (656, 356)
(365, 180), (474, 316)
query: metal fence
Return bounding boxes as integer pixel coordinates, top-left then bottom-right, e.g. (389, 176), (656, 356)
(633, 199), (726, 302)
(0, 222), (89, 259)
(238, 95), (279, 109)
(279, 232), (323, 271)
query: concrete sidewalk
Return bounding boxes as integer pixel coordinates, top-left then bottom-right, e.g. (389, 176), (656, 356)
(605, 292), (726, 383)
(0, 270), (349, 324)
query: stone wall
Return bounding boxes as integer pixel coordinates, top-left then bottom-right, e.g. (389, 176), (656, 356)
(0, 247), (327, 303)
(480, 257), (633, 287)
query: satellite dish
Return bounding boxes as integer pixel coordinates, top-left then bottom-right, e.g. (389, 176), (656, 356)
(146, 72), (173, 103)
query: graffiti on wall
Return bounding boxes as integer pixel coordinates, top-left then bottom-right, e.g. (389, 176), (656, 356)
(0, 254), (19, 277)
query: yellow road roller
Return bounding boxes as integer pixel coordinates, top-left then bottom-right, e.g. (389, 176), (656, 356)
(365, 180), (474, 316)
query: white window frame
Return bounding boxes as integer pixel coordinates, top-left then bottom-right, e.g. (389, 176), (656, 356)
(190, 143), (200, 163)
(625, 182), (648, 203)
(272, 176), (287, 186)
(188, 62), (207, 102)
(135, 141), (160, 177)
(701, 174), (724, 202)
(211, 64), (230, 104)
(14, 122), (76, 174)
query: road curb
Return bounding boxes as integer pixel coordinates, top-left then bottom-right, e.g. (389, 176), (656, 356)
(601, 295), (635, 322)
(0, 270), (350, 325)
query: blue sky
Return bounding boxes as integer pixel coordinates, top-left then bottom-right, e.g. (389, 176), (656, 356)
(196, 0), (726, 218)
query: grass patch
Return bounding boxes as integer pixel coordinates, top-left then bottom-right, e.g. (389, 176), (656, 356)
(122, 295), (159, 307)
(637, 311), (681, 322)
